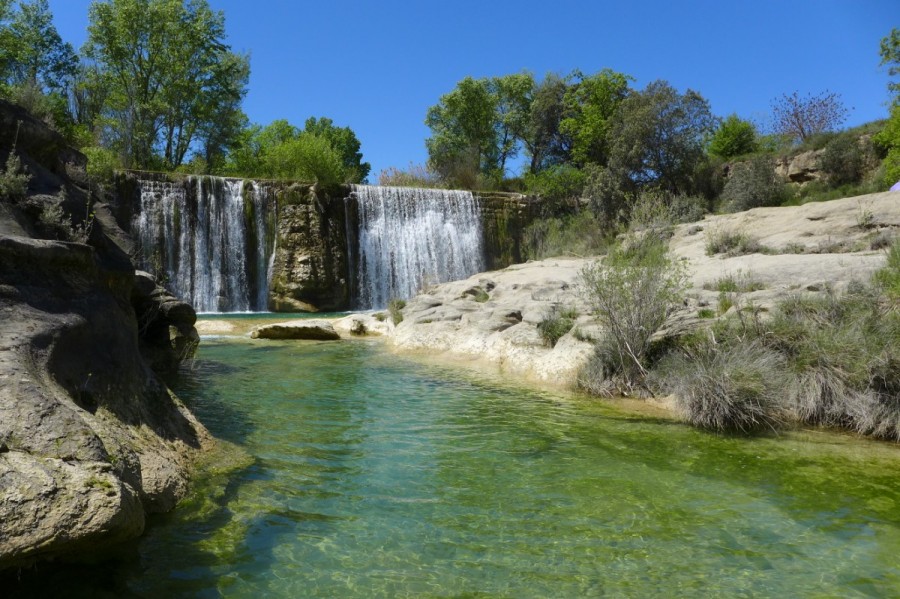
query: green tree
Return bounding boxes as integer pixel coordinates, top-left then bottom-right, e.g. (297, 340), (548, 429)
(876, 30), (900, 184)
(263, 133), (345, 185)
(881, 27), (900, 102)
(425, 76), (499, 186)
(303, 116), (370, 183)
(708, 114), (758, 159)
(559, 69), (632, 166)
(84, 0), (249, 169)
(491, 72), (534, 175)
(0, 0), (77, 93)
(605, 80), (716, 195)
(523, 72), (570, 172)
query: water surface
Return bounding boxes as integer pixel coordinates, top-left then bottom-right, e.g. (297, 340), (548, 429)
(14, 338), (900, 597)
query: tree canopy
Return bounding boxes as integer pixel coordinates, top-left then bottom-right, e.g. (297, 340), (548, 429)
(0, 0), (77, 93)
(83, 0), (250, 169)
(708, 114), (758, 159)
(225, 118), (369, 185)
(605, 80), (716, 195)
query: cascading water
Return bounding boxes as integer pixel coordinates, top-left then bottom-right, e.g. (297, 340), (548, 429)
(349, 184), (485, 309)
(135, 176), (274, 312)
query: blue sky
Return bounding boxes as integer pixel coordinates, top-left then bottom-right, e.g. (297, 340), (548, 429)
(48, 0), (896, 179)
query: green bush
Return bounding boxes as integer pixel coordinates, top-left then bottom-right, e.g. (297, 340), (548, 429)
(721, 156), (787, 212)
(522, 210), (612, 260)
(874, 105), (900, 186)
(820, 134), (866, 185)
(82, 146), (120, 183)
(703, 271), (766, 293)
(377, 163), (444, 188)
(264, 133), (347, 185)
(388, 298), (406, 325)
(705, 227), (770, 256)
(669, 194), (709, 223)
(537, 305), (578, 347)
(579, 239), (686, 393)
(708, 114), (759, 159)
(875, 237), (900, 299)
(0, 151), (30, 200)
(524, 164), (585, 201)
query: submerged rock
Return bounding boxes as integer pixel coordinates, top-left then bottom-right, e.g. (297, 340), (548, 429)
(250, 320), (341, 340)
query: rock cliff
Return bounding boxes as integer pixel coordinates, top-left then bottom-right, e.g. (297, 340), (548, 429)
(0, 99), (210, 569)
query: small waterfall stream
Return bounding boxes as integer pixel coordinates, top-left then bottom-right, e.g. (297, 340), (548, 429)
(349, 184), (485, 309)
(135, 176), (274, 312)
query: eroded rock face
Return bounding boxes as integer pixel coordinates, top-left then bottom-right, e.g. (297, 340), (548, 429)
(388, 262), (597, 387)
(0, 236), (211, 568)
(0, 99), (210, 570)
(132, 270), (199, 377)
(268, 184), (350, 312)
(774, 149), (825, 184)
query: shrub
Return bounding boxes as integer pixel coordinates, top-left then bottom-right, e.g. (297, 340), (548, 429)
(378, 163), (444, 188)
(748, 285), (900, 439)
(717, 291), (734, 315)
(264, 133), (347, 185)
(708, 114), (759, 159)
(705, 227), (769, 256)
(522, 210), (611, 260)
(652, 340), (787, 433)
(875, 237), (900, 299)
(721, 156), (787, 212)
(669, 194), (708, 224)
(537, 305), (578, 348)
(703, 271), (766, 293)
(819, 134), (866, 185)
(388, 298), (406, 325)
(524, 164), (585, 201)
(874, 104), (900, 186)
(0, 150), (30, 200)
(579, 241), (687, 392)
(82, 146), (120, 184)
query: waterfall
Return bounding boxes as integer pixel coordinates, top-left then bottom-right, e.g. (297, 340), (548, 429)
(135, 176), (274, 313)
(349, 184), (485, 309)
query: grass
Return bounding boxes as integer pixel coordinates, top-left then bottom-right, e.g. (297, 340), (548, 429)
(523, 210), (613, 260)
(388, 299), (406, 325)
(537, 305), (578, 347)
(717, 292), (734, 315)
(875, 237), (900, 299)
(652, 340), (787, 433)
(705, 228), (772, 257)
(703, 272), (766, 293)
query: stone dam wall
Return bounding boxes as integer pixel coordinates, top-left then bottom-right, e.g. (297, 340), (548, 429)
(113, 174), (564, 312)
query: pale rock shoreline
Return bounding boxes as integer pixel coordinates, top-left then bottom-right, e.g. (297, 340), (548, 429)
(349, 192), (899, 389)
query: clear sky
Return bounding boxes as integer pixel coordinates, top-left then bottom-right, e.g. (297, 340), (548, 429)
(47, 0), (897, 179)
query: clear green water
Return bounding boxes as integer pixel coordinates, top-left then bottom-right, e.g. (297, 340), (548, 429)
(12, 338), (900, 597)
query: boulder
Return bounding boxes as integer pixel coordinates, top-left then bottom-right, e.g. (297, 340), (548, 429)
(774, 149), (825, 184)
(131, 273), (199, 377)
(250, 320), (341, 340)
(332, 313), (392, 337)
